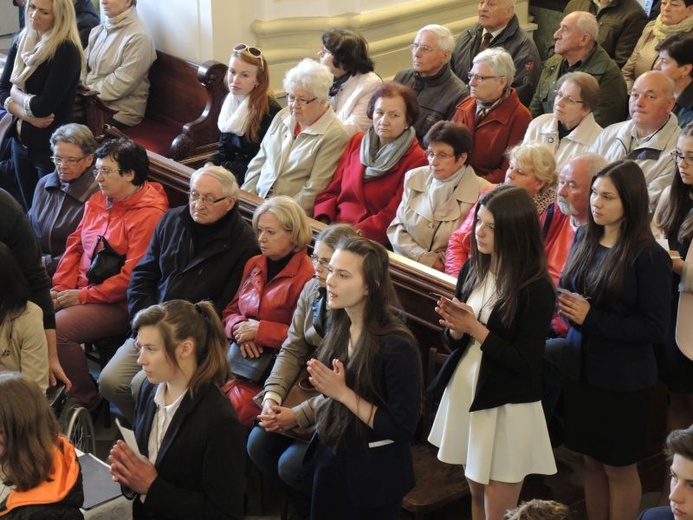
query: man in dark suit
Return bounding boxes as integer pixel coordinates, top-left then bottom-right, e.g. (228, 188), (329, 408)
(639, 426), (693, 519)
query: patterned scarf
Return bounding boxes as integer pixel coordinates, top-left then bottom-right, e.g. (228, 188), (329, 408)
(475, 88), (511, 124)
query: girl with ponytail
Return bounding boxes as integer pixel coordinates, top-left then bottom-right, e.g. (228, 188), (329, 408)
(109, 299), (245, 520)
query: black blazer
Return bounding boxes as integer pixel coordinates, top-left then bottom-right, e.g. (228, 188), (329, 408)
(132, 381), (245, 520)
(561, 237), (672, 392)
(430, 261), (556, 412)
(311, 333), (421, 517)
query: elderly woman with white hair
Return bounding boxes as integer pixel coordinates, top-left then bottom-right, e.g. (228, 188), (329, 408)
(453, 47), (532, 184)
(242, 58), (355, 214)
(522, 72), (603, 171)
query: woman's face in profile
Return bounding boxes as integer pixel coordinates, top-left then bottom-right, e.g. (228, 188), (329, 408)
(590, 176), (624, 228)
(135, 325), (179, 385)
(474, 205), (495, 256)
(325, 249), (369, 313)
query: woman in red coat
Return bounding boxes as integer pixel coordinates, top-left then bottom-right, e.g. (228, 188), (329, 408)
(453, 48), (532, 184)
(222, 196), (314, 425)
(313, 82), (427, 245)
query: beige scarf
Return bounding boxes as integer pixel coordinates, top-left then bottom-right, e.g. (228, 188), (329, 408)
(652, 13), (693, 41)
(10, 29), (53, 91)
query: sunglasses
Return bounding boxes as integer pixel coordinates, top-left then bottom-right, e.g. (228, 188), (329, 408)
(234, 43), (264, 69)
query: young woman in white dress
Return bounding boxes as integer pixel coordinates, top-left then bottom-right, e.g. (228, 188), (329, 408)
(429, 184), (557, 520)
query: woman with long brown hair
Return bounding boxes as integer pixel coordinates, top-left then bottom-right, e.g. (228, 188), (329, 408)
(206, 43), (281, 185)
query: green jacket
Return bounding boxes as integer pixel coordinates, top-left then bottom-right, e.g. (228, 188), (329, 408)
(529, 43), (628, 128)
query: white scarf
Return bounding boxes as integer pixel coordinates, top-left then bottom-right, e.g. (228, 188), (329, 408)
(424, 165), (467, 220)
(217, 93), (252, 135)
(10, 29), (53, 91)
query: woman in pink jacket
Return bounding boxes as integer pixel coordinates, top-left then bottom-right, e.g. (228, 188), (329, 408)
(313, 82), (427, 245)
(51, 138), (168, 411)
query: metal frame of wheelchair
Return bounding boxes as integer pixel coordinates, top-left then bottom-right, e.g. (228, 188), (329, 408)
(47, 383), (96, 455)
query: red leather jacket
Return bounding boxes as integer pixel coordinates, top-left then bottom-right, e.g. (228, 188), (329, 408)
(222, 250), (314, 350)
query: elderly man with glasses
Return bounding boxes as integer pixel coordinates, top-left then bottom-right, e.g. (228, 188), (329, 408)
(98, 165), (259, 422)
(394, 24), (469, 143)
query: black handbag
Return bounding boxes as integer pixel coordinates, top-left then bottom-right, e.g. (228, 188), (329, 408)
(86, 235), (126, 285)
(227, 341), (275, 382)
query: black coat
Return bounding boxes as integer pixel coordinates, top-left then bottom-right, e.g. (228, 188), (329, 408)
(127, 204), (259, 317)
(74, 0), (99, 49)
(132, 382), (245, 520)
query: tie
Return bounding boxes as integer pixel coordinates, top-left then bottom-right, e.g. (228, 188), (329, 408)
(478, 32), (493, 53)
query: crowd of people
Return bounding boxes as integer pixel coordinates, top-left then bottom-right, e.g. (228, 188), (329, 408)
(1, 0), (693, 519)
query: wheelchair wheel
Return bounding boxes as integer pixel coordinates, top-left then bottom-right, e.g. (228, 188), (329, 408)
(59, 398), (96, 455)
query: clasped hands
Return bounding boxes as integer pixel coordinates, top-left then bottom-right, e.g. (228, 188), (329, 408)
(257, 399), (298, 433)
(557, 289), (590, 326)
(232, 319), (261, 357)
(434, 296), (480, 340)
(109, 440), (157, 495)
(51, 289), (81, 310)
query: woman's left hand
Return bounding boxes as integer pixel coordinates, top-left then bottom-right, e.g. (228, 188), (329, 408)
(56, 290), (81, 309)
(435, 297), (478, 338)
(232, 319), (259, 344)
(307, 358), (348, 403)
(557, 291), (591, 325)
(109, 440), (157, 495)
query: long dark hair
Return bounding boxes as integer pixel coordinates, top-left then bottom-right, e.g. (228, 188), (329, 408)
(561, 160), (654, 304)
(0, 242), (30, 324)
(132, 300), (228, 397)
(462, 185), (550, 328)
(654, 123), (693, 243)
(315, 237), (420, 449)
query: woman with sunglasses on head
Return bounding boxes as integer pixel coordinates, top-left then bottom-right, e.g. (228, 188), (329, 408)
(0, 0), (83, 211)
(247, 223), (360, 519)
(388, 120), (491, 271)
(51, 137), (168, 413)
(652, 123), (693, 503)
(109, 300), (245, 520)
(318, 29), (382, 132)
(306, 236), (422, 520)
(313, 82), (427, 245)
(81, 0), (155, 128)
(559, 160), (671, 520)
(429, 185), (557, 520)
(206, 43), (281, 186)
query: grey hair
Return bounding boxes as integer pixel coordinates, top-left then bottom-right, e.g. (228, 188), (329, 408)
(283, 58), (333, 102)
(49, 123), (98, 155)
(190, 165), (239, 198)
(565, 153), (608, 180)
(573, 12), (599, 42)
(473, 47), (516, 83)
(417, 24), (455, 53)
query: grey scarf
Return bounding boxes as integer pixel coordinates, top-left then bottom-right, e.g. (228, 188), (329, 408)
(360, 125), (416, 180)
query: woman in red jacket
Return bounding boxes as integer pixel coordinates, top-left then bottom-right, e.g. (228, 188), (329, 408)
(51, 138), (168, 411)
(222, 195), (314, 425)
(313, 82), (427, 245)
(453, 48), (532, 184)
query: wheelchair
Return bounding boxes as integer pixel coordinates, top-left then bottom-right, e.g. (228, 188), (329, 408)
(47, 383), (96, 455)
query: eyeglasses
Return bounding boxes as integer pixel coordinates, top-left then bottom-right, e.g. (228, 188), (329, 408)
(188, 191), (228, 206)
(233, 43), (264, 69)
(51, 155), (86, 166)
(287, 94), (318, 106)
(310, 254), (330, 268)
(554, 90), (585, 105)
(93, 167), (121, 178)
(467, 72), (500, 83)
(426, 150), (455, 161)
(410, 42), (439, 53)
(671, 150), (693, 165)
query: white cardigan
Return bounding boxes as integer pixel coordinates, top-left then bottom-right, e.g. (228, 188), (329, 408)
(330, 71), (382, 133)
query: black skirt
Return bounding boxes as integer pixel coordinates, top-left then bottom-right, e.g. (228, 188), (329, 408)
(563, 379), (653, 466)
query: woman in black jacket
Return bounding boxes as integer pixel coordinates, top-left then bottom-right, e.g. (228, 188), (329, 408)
(429, 184), (557, 520)
(558, 160), (672, 520)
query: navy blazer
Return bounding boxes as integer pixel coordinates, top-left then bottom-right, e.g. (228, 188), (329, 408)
(561, 234), (672, 392)
(132, 381), (245, 520)
(311, 333), (421, 517)
(429, 261), (556, 412)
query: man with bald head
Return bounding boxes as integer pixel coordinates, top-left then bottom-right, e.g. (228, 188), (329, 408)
(451, 0), (541, 106)
(394, 24), (469, 142)
(98, 165), (260, 422)
(530, 11), (627, 127)
(591, 70), (681, 213)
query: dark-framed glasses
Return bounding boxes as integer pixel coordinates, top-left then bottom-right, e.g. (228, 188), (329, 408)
(188, 191), (227, 205)
(671, 150), (693, 166)
(51, 155), (86, 166)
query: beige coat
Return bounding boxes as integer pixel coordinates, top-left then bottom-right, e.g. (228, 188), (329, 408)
(387, 165), (491, 268)
(331, 71), (382, 133)
(0, 302), (49, 391)
(242, 105), (354, 214)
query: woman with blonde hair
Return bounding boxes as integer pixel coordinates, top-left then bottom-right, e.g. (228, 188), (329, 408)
(0, 372), (83, 519)
(109, 300), (245, 519)
(0, 0), (83, 211)
(206, 43), (281, 185)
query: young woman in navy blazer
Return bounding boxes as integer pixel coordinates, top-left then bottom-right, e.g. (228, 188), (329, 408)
(559, 160), (672, 520)
(109, 300), (245, 520)
(306, 236), (422, 520)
